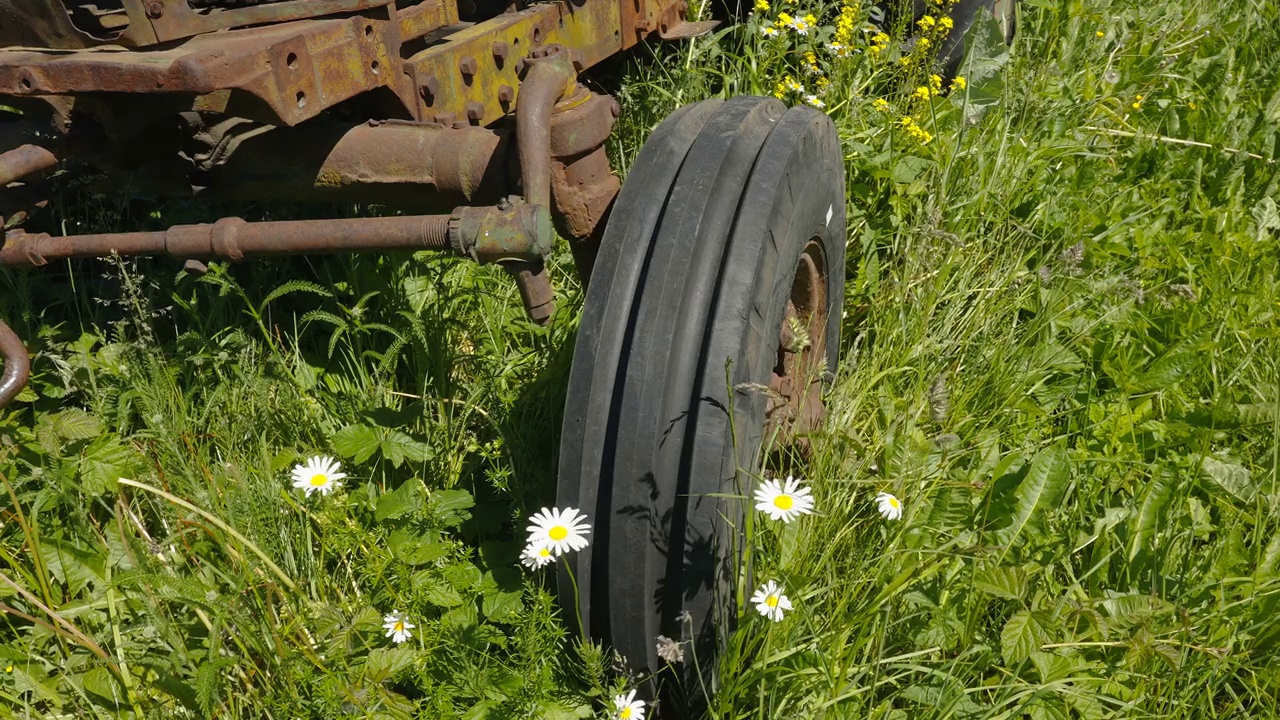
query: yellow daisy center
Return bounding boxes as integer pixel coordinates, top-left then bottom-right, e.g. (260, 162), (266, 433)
(309, 474), (328, 487)
(394, 621), (404, 633)
(539, 547), (551, 557)
(773, 494), (794, 510)
(549, 525), (569, 541)
(621, 709), (633, 719)
(889, 497), (901, 509)
(766, 594), (780, 608)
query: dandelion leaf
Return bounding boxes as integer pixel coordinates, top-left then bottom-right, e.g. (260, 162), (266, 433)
(1198, 454), (1256, 502)
(996, 444), (1069, 548)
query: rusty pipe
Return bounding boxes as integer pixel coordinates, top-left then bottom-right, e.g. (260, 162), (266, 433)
(0, 320), (30, 410)
(0, 214), (457, 267)
(0, 144), (57, 186)
(1, 203), (553, 268)
(516, 47), (577, 212)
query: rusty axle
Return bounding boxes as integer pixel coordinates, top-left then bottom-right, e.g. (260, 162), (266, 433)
(0, 203), (550, 267)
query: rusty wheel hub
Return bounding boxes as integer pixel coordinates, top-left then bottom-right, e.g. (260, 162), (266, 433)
(766, 236), (829, 443)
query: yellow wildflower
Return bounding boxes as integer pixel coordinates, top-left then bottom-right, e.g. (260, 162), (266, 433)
(1131, 94), (1143, 109)
(940, 16), (953, 30)
(873, 97), (891, 112)
(1188, 100), (1197, 110)
(898, 116), (933, 144)
(951, 75), (967, 91)
(1095, 30), (1105, 38)
(917, 15), (936, 31)
(754, 0), (769, 11)
(816, 76), (829, 89)
(913, 86), (932, 101)
(833, 4), (858, 46)
(777, 11), (793, 25)
(929, 74), (943, 92)
(917, 37), (931, 51)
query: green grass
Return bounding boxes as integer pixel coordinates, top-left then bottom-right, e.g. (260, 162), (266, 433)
(2, 0), (1279, 716)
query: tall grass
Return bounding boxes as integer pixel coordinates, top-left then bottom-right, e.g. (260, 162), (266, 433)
(1, 0), (1278, 716)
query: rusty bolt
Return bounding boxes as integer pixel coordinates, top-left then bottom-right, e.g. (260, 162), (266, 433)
(459, 56), (479, 76)
(465, 102), (485, 123)
(145, 0), (163, 17)
(492, 41), (510, 63)
(434, 112), (457, 126)
(498, 85), (515, 104)
(418, 74), (439, 100)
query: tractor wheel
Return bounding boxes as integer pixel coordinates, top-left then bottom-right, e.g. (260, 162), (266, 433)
(556, 96), (846, 705)
(937, 0), (1019, 78)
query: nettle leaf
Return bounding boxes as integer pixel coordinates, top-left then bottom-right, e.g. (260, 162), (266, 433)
(1001, 609), (1050, 665)
(997, 445), (1070, 549)
(973, 566), (1028, 600)
(1198, 455), (1256, 502)
(333, 424), (382, 465)
(376, 478), (426, 522)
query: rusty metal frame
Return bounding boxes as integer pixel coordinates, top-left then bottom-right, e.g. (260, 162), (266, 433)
(0, 0), (712, 407)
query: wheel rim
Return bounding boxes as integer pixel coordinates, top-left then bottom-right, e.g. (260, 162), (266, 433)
(766, 235), (829, 443)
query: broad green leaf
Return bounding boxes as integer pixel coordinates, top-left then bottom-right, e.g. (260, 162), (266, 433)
(891, 155), (934, 184)
(389, 528), (450, 565)
(1199, 455), (1256, 502)
(1001, 609), (1049, 665)
(997, 445), (1069, 550)
(76, 436), (140, 496)
(415, 571), (464, 607)
(81, 666), (121, 706)
(38, 537), (105, 596)
(1127, 471), (1177, 561)
(972, 566), (1027, 600)
(51, 408), (103, 442)
(333, 424), (382, 465)
(482, 590), (523, 623)
(376, 478), (426, 522)
(1131, 344), (1201, 394)
(365, 646), (415, 683)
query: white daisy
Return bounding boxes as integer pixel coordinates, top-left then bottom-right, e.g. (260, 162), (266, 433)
(520, 541), (555, 569)
(804, 94), (826, 109)
(750, 580), (792, 622)
(876, 491), (903, 521)
(612, 689), (646, 720)
(290, 456), (346, 497)
(791, 17), (811, 34)
(753, 476), (816, 522)
(760, 23), (779, 37)
(526, 507), (591, 556)
(382, 611), (414, 644)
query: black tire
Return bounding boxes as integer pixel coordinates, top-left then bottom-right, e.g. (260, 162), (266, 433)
(937, 0), (1017, 78)
(556, 96), (846, 708)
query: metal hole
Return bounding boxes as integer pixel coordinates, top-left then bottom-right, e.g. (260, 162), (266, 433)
(286, 52), (298, 69)
(296, 91), (307, 108)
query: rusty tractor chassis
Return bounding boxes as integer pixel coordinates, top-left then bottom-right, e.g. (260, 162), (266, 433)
(0, 0), (718, 407)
